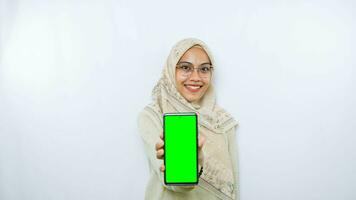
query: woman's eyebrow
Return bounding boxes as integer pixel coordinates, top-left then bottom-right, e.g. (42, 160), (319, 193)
(178, 61), (211, 65)
(177, 61), (192, 65)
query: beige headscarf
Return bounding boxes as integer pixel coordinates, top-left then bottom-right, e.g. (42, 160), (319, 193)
(149, 38), (238, 133)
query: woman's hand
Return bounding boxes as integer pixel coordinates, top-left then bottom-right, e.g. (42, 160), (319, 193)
(155, 131), (206, 172)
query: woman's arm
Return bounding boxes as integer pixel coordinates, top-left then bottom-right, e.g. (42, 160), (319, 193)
(227, 126), (240, 200)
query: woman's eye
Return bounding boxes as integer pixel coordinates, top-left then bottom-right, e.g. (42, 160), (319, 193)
(200, 67), (210, 72)
(182, 66), (191, 71)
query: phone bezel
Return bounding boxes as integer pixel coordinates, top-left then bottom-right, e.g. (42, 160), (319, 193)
(163, 112), (199, 186)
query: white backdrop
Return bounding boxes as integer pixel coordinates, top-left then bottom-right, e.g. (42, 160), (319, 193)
(0, 0), (355, 199)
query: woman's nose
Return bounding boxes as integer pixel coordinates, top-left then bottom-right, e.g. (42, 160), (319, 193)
(189, 69), (202, 81)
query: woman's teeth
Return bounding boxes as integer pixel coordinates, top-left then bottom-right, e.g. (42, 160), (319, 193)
(185, 85), (202, 92)
(187, 86), (200, 89)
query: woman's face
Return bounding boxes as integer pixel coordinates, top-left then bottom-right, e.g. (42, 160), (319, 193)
(175, 46), (212, 103)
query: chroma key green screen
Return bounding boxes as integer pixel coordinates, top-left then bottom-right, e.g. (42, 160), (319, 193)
(163, 112), (198, 185)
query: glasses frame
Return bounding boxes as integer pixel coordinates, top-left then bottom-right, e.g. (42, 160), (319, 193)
(176, 62), (214, 78)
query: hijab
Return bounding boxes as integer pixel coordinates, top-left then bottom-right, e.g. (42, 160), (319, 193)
(149, 37), (238, 133)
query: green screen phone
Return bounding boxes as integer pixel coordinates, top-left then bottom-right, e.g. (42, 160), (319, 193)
(163, 112), (198, 185)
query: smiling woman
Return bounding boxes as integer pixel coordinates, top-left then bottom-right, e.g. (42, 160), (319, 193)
(137, 38), (239, 200)
(175, 45), (214, 104)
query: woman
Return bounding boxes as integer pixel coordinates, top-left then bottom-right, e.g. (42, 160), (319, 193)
(137, 38), (239, 200)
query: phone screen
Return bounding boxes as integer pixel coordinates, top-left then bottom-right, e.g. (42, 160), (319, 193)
(163, 112), (198, 185)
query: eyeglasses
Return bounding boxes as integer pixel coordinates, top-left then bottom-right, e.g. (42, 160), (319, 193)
(176, 62), (214, 78)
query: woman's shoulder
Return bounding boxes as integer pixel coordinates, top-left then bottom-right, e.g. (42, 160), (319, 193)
(137, 103), (163, 141)
(138, 102), (161, 116)
(214, 104), (239, 131)
(138, 102), (163, 126)
(214, 105), (236, 120)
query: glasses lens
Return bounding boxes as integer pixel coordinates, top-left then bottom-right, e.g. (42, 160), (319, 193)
(176, 63), (212, 78)
(177, 64), (192, 74)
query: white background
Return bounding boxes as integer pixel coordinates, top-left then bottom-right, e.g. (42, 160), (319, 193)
(0, 0), (355, 199)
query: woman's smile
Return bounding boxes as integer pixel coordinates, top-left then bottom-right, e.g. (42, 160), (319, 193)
(184, 84), (203, 93)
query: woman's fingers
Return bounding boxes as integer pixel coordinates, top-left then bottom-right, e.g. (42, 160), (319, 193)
(160, 164), (165, 172)
(158, 132), (165, 171)
(155, 140), (164, 151)
(156, 149), (164, 159)
(155, 132), (165, 159)
(198, 134), (205, 166)
(198, 134), (206, 149)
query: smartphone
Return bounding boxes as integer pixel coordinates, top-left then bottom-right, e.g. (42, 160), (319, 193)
(163, 112), (199, 185)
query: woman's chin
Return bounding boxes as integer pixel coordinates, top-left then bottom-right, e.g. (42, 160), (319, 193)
(185, 96), (202, 103)
(179, 88), (205, 103)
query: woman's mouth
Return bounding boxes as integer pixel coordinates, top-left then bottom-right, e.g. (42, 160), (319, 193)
(184, 84), (202, 93)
